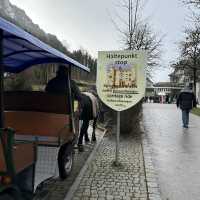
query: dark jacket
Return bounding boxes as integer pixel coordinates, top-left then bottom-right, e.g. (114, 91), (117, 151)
(45, 76), (69, 94)
(45, 76), (93, 120)
(45, 76), (82, 100)
(176, 89), (197, 110)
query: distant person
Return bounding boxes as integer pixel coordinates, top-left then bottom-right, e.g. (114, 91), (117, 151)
(176, 84), (197, 128)
(165, 95), (169, 104)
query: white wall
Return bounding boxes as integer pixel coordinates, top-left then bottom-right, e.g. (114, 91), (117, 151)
(196, 82), (200, 104)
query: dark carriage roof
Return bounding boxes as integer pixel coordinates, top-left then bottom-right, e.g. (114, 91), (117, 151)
(0, 17), (90, 73)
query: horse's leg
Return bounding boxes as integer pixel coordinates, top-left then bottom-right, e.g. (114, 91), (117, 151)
(92, 117), (97, 142)
(78, 119), (89, 151)
(84, 120), (90, 142)
(82, 119), (90, 143)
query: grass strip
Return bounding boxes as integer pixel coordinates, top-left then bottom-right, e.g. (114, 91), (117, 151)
(191, 107), (200, 117)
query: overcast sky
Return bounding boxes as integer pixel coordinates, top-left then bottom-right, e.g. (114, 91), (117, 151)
(10, 0), (189, 82)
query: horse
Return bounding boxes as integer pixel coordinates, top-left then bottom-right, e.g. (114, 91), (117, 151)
(77, 91), (99, 152)
(45, 70), (99, 152)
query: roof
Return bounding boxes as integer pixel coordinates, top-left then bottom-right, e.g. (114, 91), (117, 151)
(0, 17), (90, 73)
(153, 82), (172, 87)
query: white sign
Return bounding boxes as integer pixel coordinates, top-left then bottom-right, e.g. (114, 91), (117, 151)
(97, 50), (146, 111)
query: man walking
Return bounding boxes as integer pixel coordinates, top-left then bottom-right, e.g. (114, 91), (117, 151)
(176, 84), (197, 128)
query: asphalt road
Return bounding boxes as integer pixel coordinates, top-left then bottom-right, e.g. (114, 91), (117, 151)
(142, 103), (200, 200)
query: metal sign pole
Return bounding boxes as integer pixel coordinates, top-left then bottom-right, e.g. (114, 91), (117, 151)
(115, 111), (120, 165)
(0, 29), (4, 129)
(67, 65), (76, 135)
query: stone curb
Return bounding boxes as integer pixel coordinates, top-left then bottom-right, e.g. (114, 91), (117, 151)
(140, 122), (162, 200)
(64, 128), (106, 200)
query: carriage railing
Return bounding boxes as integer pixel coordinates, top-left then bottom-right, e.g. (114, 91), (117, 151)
(0, 128), (15, 176)
(0, 127), (36, 177)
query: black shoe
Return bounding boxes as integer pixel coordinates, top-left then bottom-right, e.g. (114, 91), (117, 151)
(92, 131), (96, 142)
(78, 144), (84, 152)
(85, 137), (90, 143)
(92, 136), (96, 142)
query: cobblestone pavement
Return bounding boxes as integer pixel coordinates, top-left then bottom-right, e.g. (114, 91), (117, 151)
(34, 110), (162, 200)
(142, 103), (200, 200)
(33, 126), (104, 200)
(69, 132), (148, 200)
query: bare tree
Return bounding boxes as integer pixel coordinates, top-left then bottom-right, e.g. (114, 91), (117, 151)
(183, 0), (200, 7)
(124, 23), (162, 76)
(182, 0), (200, 22)
(111, 0), (163, 78)
(178, 25), (200, 94)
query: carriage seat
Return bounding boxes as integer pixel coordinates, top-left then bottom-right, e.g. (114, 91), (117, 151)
(4, 91), (73, 145)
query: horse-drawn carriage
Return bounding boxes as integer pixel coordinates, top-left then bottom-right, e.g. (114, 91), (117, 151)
(0, 17), (89, 199)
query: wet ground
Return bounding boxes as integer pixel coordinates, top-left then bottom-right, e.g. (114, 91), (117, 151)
(33, 126), (104, 200)
(142, 103), (200, 200)
(32, 106), (164, 200)
(69, 129), (148, 200)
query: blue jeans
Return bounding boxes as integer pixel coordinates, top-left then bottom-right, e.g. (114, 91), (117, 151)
(182, 109), (190, 127)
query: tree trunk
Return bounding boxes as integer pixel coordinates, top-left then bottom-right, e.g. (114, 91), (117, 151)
(193, 68), (197, 95)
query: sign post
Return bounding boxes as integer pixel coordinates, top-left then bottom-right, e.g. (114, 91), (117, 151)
(115, 111), (120, 165)
(97, 50), (146, 165)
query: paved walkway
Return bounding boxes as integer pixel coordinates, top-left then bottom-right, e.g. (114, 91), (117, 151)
(64, 126), (161, 200)
(34, 106), (163, 200)
(34, 126), (104, 200)
(142, 103), (200, 200)
(70, 133), (147, 200)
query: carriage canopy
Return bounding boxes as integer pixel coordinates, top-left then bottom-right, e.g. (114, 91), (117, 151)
(0, 16), (90, 73)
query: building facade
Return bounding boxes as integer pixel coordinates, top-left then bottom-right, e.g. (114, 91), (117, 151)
(106, 67), (137, 88)
(145, 81), (183, 103)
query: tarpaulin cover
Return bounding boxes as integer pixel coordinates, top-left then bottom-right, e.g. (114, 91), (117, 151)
(0, 17), (90, 73)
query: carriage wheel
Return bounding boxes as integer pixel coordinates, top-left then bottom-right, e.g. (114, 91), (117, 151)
(58, 143), (74, 179)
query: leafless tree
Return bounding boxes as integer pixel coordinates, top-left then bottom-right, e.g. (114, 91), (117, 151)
(124, 23), (163, 76)
(183, 0), (200, 7)
(182, 0), (200, 22)
(111, 0), (163, 78)
(177, 25), (200, 94)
